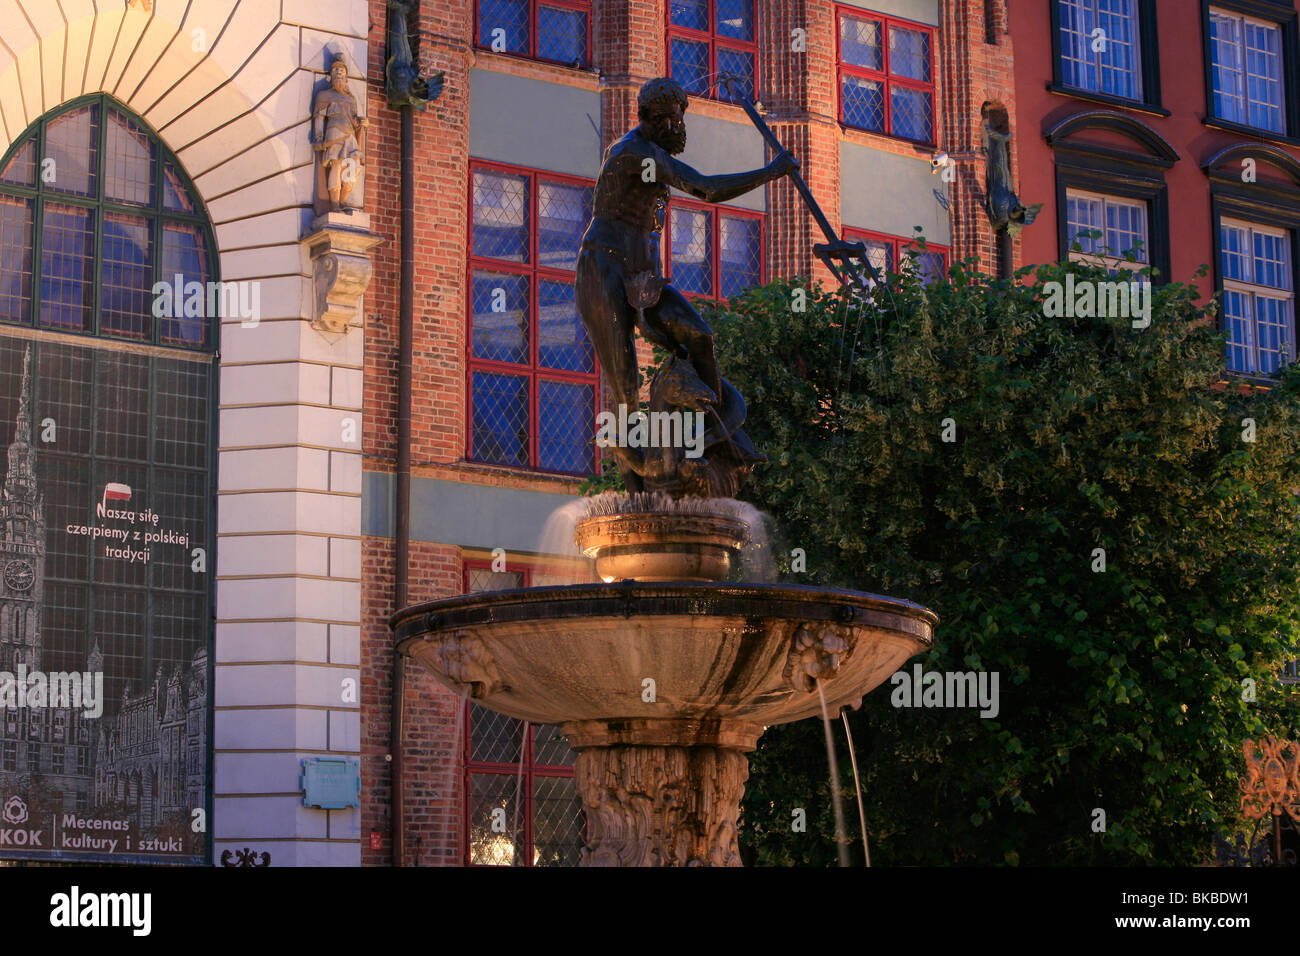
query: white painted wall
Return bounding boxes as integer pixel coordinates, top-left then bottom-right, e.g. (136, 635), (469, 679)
(0, 0), (373, 866)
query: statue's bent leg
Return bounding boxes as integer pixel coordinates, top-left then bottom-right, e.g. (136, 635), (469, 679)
(576, 250), (645, 491)
(644, 286), (721, 402)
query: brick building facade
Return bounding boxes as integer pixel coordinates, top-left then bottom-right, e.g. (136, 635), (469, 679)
(359, 0), (960, 867)
(361, 0), (1300, 867)
(1009, 0), (1300, 382)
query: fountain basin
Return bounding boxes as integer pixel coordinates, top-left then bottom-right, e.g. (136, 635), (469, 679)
(392, 581), (936, 750)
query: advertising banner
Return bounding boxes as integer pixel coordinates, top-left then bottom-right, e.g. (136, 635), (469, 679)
(0, 335), (212, 863)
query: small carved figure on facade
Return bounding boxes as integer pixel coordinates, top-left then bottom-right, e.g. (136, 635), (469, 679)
(312, 55), (368, 215)
(981, 101), (1040, 234)
(386, 0), (444, 111)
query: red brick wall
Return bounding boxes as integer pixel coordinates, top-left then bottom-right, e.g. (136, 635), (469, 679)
(364, 0), (472, 469)
(361, 534), (463, 866)
(764, 0), (842, 286)
(362, 0), (476, 867)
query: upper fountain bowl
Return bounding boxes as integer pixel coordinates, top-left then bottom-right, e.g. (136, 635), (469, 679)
(574, 492), (752, 582)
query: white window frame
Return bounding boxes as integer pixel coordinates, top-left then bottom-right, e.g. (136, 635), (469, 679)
(1065, 188), (1149, 271)
(1220, 217), (1295, 376)
(1058, 0), (1144, 100)
(1209, 7), (1287, 134)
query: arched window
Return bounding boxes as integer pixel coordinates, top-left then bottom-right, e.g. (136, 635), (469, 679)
(0, 94), (217, 350)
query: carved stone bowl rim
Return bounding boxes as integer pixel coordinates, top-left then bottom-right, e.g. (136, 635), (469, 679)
(574, 510), (752, 554)
(391, 581), (938, 649)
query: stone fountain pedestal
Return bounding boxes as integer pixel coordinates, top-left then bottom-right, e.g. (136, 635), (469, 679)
(570, 723), (751, 866)
(392, 501), (936, 866)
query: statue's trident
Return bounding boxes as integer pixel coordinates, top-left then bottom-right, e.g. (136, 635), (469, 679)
(718, 74), (885, 293)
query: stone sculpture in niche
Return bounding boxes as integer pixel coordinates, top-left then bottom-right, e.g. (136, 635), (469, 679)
(312, 55), (368, 216)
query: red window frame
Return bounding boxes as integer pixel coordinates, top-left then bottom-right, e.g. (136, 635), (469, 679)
(835, 6), (938, 146)
(663, 197), (766, 301)
(665, 0), (761, 102)
(461, 560), (584, 867)
(473, 0), (593, 69)
(466, 159), (600, 477)
(842, 226), (949, 284)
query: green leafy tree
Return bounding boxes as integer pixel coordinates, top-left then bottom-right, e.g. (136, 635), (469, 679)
(696, 254), (1300, 865)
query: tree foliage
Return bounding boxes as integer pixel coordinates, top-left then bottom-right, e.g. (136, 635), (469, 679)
(697, 254), (1300, 865)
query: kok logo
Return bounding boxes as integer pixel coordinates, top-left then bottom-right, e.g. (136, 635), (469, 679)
(3, 795), (28, 825)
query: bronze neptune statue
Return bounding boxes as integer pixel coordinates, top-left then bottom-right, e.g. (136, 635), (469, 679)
(576, 78), (798, 498)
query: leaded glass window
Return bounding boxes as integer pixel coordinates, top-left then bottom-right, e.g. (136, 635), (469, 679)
(838, 10), (937, 144)
(669, 0), (758, 102)
(468, 162), (598, 476)
(476, 0), (590, 68)
(843, 227), (949, 289)
(666, 199), (764, 300)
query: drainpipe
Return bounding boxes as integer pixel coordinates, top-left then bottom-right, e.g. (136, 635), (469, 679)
(391, 50), (416, 872)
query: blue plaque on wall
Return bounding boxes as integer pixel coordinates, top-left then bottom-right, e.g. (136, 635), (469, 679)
(300, 758), (361, 810)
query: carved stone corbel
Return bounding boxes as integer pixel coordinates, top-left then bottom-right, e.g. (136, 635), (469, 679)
(302, 223), (382, 334)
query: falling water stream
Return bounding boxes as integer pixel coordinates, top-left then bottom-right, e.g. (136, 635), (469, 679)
(815, 679), (851, 868)
(538, 499), (588, 562)
(841, 711), (871, 867)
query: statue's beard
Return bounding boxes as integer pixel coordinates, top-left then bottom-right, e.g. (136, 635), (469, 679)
(649, 119), (687, 155)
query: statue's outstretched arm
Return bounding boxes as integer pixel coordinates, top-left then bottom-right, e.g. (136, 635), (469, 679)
(659, 152), (789, 204)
